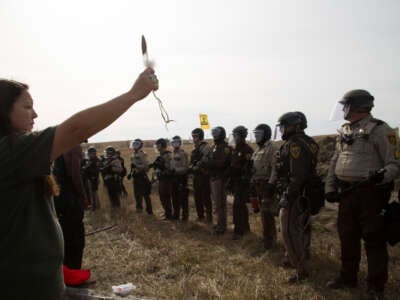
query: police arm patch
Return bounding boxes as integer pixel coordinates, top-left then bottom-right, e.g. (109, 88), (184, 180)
(290, 144), (301, 159)
(387, 132), (397, 146)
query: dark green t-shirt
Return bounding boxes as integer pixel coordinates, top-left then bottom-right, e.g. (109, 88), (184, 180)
(0, 127), (64, 299)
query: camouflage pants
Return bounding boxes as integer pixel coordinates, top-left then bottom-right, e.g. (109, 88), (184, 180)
(279, 198), (311, 274)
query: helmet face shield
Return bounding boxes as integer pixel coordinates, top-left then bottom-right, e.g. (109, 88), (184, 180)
(329, 102), (346, 121)
(228, 133), (236, 147)
(329, 102), (352, 121)
(131, 140), (143, 150)
(253, 129), (265, 144)
(212, 127), (224, 140)
(171, 139), (181, 149)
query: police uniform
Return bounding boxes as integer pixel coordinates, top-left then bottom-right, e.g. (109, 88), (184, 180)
(101, 156), (124, 208)
(130, 150), (153, 214)
(171, 148), (190, 221)
(230, 142), (254, 237)
(190, 141), (213, 222)
(251, 140), (279, 247)
(207, 141), (232, 233)
(81, 155), (101, 210)
(325, 114), (400, 293)
(154, 150), (173, 219)
(274, 132), (318, 279)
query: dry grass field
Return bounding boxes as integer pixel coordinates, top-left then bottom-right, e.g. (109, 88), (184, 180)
(81, 138), (400, 299)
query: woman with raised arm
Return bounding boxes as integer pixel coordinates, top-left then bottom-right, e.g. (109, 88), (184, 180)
(0, 68), (158, 299)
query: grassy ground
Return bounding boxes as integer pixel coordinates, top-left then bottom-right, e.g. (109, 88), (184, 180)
(81, 141), (400, 299)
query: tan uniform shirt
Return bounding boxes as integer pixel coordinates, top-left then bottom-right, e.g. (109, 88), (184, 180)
(325, 114), (400, 193)
(252, 140), (279, 181)
(171, 148), (189, 175)
(131, 150), (149, 173)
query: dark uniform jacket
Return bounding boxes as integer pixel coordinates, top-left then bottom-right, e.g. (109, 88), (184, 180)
(230, 142), (254, 184)
(272, 132), (319, 201)
(206, 141), (232, 180)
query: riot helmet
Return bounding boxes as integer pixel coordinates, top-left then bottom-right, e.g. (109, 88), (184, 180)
(253, 124), (272, 145)
(276, 112), (303, 141)
(211, 126), (226, 142)
(330, 89), (374, 121)
(171, 135), (182, 149)
(191, 128), (204, 140)
(105, 146), (116, 158)
(154, 138), (168, 152)
(131, 139), (144, 151)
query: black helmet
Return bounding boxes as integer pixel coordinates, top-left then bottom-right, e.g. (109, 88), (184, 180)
(211, 126), (226, 141)
(155, 138), (168, 148)
(254, 124), (272, 143)
(339, 89), (374, 108)
(105, 146), (116, 157)
(278, 112), (302, 127)
(87, 146), (97, 154)
(171, 135), (182, 148)
(232, 125), (248, 140)
(191, 128), (204, 140)
(131, 138), (144, 150)
(294, 111), (307, 130)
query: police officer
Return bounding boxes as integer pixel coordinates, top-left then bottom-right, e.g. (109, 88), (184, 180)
(170, 136), (190, 221)
(152, 138), (173, 220)
(230, 126), (254, 240)
(251, 124), (279, 249)
(205, 126), (232, 235)
(325, 90), (400, 299)
(100, 146), (124, 208)
(271, 111), (319, 283)
(115, 149), (128, 197)
(190, 128), (213, 223)
(81, 146), (101, 210)
(128, 139), (153, 214)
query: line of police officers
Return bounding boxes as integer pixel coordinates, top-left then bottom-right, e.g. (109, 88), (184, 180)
(80, 89), (399, 300)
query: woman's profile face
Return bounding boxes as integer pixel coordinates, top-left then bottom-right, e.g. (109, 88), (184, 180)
(9, 90), (38, 133)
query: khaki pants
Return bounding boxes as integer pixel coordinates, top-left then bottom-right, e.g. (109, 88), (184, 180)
(279, 199), (310, 274)
(210, 178), (227, 232)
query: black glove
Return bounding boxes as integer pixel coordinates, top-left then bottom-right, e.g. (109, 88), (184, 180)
(368, 169), (385, 184)
(265, 183), (276, 198)
(127, 173), (132, 180)
(325, 191), (340, 203)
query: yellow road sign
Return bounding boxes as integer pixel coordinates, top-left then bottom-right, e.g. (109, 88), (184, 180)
(199, 114), (210, 130)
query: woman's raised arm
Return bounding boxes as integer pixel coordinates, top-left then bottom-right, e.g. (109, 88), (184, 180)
(51, 68), (158, 161)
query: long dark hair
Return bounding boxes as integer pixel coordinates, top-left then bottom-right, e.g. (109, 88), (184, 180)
(0, 79), (29, 138)
(0, 79), (59, 196)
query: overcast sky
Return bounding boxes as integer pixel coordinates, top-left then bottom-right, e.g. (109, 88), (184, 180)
(1, 0), (399, 142)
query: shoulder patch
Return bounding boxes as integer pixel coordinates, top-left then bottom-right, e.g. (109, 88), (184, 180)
(309, 143), (319, 154)
(290, 144), (301, 159)
(387, 131), (397, 146)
